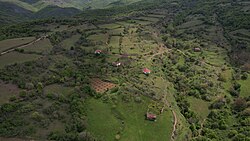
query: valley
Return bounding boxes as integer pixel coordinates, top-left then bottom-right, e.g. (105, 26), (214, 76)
(0, 0), (249, 141)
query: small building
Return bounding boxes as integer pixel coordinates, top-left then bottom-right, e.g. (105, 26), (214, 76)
(95, 50), (102, 55)
(143, 68), (151, 75)
(146, 113), (157, 121)
(194, 47), (201, 52)
(112, 62), (122, 67)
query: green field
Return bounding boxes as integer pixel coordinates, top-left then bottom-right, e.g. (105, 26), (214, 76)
(99, 23), (122, 29)
(109, 28), (124, 35)
(23, 39), (53, 53)
(0, 52), (41, 68)
(238, 74), (250, 97)
(88, 33), (109, 44)
(187, 97), (210, 119)
(86, 97), (173, 141)
(109, 36), (120, 54)
(0, 37), (35, 52)
(136, 16), (160, 23)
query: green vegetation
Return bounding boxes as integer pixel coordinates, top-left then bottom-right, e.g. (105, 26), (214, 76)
(0, 0), (249, 141)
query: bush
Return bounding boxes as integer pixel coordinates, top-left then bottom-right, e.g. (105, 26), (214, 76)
(31, 112), (44, 122)
(241, 72), (248, 80)
(228, 130), (238, 138)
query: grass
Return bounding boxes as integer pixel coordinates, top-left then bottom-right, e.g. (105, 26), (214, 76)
(238, 74), (250, 97)
(23, 39), (53, 53)
(61, 34), (81, 50)
(86, 96), (173, 141)
(116, 21), (138, 27)
(99, 23), (122, 29)
(109, 36), (120, 54)
(117, 101), (172, 141)
(88, 33), (109, 44)
(203, 48), (227, 67)
(0, 37), (35, 52)
(0, 52), (41, 68)
(86, 98), (121, 141)
(187, 97), (210, 119)
(222, 69), (233, 91)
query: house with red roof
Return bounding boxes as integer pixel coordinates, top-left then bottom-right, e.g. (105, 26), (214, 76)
(95, 50), (102, 54)
(143, 68), (151, 75)
(194, 47), (201, 52)
(146, 113), (157, 121)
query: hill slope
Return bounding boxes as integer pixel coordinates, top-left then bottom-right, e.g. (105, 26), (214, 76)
(0, 0), (141, 11)
(0, 0), (141, 24)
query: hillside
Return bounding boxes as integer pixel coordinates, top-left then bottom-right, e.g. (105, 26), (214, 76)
(0, 0), (249, 141)
(0, 0), (141, 24)
(0, 0), (141, 11)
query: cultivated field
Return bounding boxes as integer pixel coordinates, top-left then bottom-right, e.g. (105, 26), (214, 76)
(91, 78), (116, 93)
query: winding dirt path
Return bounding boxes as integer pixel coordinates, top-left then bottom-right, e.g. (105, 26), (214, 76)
(161, 93), (178, 141)
(171, 110), (177, 141)
(0, 35), (48, 56)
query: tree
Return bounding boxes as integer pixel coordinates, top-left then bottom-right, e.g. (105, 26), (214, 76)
(233, 98), (247, 112)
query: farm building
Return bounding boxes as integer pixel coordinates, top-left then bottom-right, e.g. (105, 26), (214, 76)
(146, 113), (157, 121)
(194, 47), (201, 52)
(143, 68), (151, 74)
(95, 50), (102, 54)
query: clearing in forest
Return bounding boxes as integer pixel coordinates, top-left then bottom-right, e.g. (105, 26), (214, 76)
(0, 81), (20, 104)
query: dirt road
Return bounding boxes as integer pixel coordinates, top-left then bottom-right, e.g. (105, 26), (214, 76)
(0, 35), (48, 56)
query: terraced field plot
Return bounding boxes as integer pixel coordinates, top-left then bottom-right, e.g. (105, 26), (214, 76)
(109, 36), (120, 54)
(177, 20), (204, 29)
(88, 33), (109, 44)
(116, 21), (138, 27)
(147, 14), (165, 18)
(136, 16), (160, 23)
(132, 19), (153, 25)
(230, 29), (250, 41)
(99, 23), (122, 29)
(108, 28), (124, 35)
